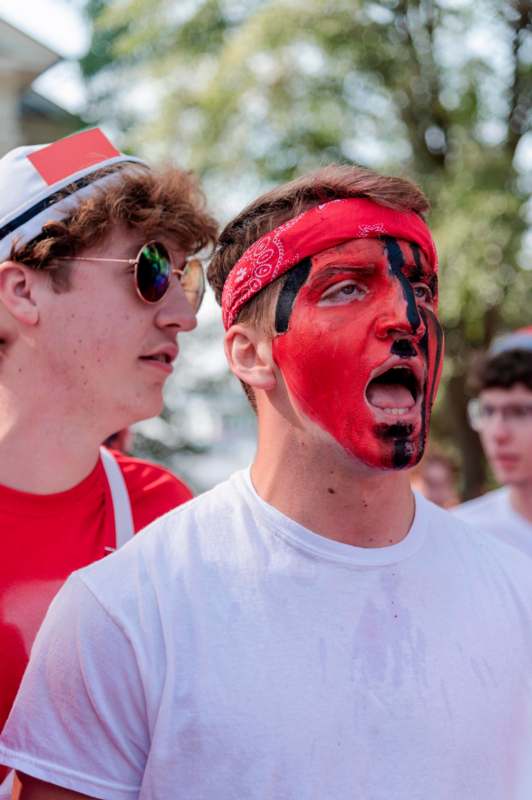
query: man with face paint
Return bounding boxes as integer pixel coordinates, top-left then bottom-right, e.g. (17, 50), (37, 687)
(268, 229), (442, 473)
(3, 166), (532, 800)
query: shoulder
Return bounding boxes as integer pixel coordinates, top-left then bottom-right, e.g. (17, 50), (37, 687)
(419, 493), (531, 584)
(452, 488), (507, 524)
(110, 450), (193, 531)
(416, 491), (519, 563)
(136, 469), (249, 554)
(81, 469), (249, 584)
(71, 470), (252, 630)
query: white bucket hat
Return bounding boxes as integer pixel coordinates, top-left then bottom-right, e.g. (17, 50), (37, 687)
(0, 127), (146, 262)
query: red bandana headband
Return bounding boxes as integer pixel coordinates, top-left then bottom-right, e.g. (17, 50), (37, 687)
(221, 197), (438, 329)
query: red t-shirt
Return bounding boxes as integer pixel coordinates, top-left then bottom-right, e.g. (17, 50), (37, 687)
(0, 451), (191, 773)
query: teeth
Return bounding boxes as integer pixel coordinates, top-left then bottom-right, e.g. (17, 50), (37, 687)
(383, 408), (410, 415)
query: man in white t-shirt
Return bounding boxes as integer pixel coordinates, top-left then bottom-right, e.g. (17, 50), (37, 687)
(2, 165), (532, 800)
(453, 327), (532, 553)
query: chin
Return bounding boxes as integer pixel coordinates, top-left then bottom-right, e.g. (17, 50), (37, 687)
(125, 396), (165, 427)
(376, 445), (423, 471)
(494, 468), (521, 486)
(340, 443), (420, 472)
(340, 415), (426, 471)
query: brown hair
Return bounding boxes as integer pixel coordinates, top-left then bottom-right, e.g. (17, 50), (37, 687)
(11, 164), (218, 291)
(471, 349), (532, 394)
(207, 163), (430, 406)
(208, 163), (430, 327)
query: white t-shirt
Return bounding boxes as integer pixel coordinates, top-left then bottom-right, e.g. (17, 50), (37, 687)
(454, 487), (532, 556)
(2, 469), (532, 800)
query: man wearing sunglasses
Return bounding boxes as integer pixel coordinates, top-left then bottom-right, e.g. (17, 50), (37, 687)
(454, 327), (532, 553)
(0, 128), (216, 798)
(3, 165), (532, 800)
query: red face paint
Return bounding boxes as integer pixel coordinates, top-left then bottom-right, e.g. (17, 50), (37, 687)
(272, 237), (444, 470)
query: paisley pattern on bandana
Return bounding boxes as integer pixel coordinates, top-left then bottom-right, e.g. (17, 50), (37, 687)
(222, 215), (302, 325)
(221, 198), (438, 329)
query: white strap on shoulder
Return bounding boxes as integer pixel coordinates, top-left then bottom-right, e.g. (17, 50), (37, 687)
(100, 446), (135, 548)
(0, 770), (13, 800)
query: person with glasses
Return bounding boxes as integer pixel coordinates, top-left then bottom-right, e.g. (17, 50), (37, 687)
(453, 327), (532, 553)
(3, 165), (532, 800)
(0, 128), (217, 799)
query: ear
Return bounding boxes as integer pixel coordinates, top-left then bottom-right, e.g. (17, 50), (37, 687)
(224, 323), (277, 392)
(0, 261), (40, 326)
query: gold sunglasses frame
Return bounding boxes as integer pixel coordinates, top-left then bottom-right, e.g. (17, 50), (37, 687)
(56, 240), (205, 311)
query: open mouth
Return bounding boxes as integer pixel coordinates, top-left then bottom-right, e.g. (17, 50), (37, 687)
(366, 366), (420, 415)
(139, 353), (172, 365)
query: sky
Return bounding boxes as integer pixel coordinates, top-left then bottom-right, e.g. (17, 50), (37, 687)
(0, 0), (88, 111)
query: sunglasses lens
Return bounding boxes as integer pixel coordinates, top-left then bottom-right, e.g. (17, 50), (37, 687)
(181, 259), (205, 313)
(136, 242), (171, 303)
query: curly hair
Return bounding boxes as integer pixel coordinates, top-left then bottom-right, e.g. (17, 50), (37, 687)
(10, 163), (218, 291)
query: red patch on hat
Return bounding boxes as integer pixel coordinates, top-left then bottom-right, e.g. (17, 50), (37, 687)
(27, 128), (120, 186)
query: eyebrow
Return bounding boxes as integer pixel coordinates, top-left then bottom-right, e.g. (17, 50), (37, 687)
(405, 267), (438, 295)
(309, 260), (438, 296)
(309, 264), (376, 286)
(397, 261), (438, 295)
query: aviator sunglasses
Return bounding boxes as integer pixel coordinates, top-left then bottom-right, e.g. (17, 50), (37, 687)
(57, 241), (205, 312)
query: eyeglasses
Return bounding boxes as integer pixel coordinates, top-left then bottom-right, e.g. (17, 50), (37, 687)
(56, 241), (205, 312)
(468, 399), (532, 431)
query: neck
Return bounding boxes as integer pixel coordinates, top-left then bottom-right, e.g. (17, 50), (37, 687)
(252, 416), (415, 548)
(0, 384), (105, 494)
(509, 482), (532, 524)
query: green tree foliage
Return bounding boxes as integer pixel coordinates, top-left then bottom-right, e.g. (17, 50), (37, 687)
(82, 0), (531, 497)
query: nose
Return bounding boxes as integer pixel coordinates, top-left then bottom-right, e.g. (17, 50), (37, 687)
(488, 415), (513, 445)
(374, 279), (425, 341)
(155, 278), (198, 333)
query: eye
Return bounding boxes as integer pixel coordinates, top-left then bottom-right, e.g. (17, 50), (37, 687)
(319, 280), (368, 306)
(479, 404), (496, 418)
(413, 283), (434, 306)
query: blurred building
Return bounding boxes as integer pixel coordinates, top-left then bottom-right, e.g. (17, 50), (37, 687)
(0, 16), (83, 156)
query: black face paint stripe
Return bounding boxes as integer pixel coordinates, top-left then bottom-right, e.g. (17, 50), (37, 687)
(381, 236), (421, 333)
(416, 307), (444, 464)
(418, 318), (429, 460)
(411, 242), (438, 299)
(274, 257), (312, 334)
(424, 308), (444, 412)
(393, 439), (413, 469)
(410, 242), (423, 279)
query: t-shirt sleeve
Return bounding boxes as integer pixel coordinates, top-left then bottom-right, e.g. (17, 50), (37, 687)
(0, 574), (147, 800)
(114, 452), (193, 532)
